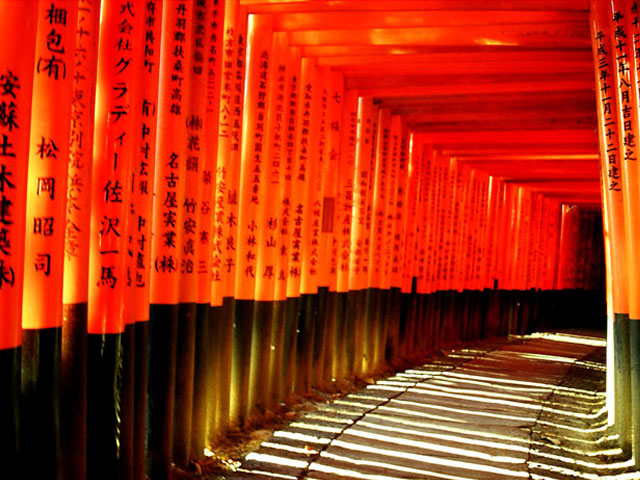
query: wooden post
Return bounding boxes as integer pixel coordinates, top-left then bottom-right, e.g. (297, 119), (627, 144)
(22, 2), (77, 478)
(590, 0), (631, 454)
(192, 0), (224, 457)
(60, 1), (100, 479)
(148, 1), (192, 477)
(0, 3), (37, 477)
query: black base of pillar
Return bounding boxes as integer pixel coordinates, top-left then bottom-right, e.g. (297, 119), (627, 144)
(0, 346), (20, 479)
(87, 331), (122, 480)
(269, 300), (286, 407)
(249, 300), (274, 417)
(211, 298), (235, 436)
(282, 296), (302, 400)
(231, 299), (254, 427)
(296, 294), (317, 395)
(629, 319), (640, 466)
(317, 288), (334, 389)
(61, 303), (87, 480)
(21, 327), (61, 480)
(120, 323), (136, 480)
(174, 302), (197, 468)
(148, 304), (178, 480)
(134, 321), (149, 480)
(614, 312), (631, 457)
(332, 292), (348, 384)
(191, 303), (211, 459)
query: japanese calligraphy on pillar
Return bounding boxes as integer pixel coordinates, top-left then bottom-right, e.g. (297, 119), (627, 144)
(256, 31), (287, 302)
(179, 0), (210, 304)
(88, 0), (142, 334)
(63, 0), (100, 305)
(199, 0), (224, 305)
(128, 0), (161, 322)
(300, 63), (326, 295)
(211, 1), (245, 304)
(381, 115), (399, 291)
(463, 170), (477, 289)
(0, 2), (37, 348)
(529, 192), (544, 289)
(611, 4), (637, 165)
(349, 97), (374, 291)
(426, 149), (442, 293)
(450, 160), (464, 290)
(150, 0), (191, 304)
(401, 134), (419, 293)
(505, 185), (521, 290)
(491, 179), (506, 288)
(458, 166), (473, 290)
(495, 182), (511, 288)
(319, 71), (343, 292)
(360, 101), (378, 290)
(415, 145), (432, 294)
(22, 1), (78, 330)
(276, 47), (300, 299)
(287, 58), (316, 297)
(433, 153), (447, 291)
(389, 116), (405, 289)
(516, 187), (532, 290)
(210, 11), (234, 302)
(336, 89), (358, 293)
(545, 199), (562, 289)
(235, 14), (272, 300)
(616, 0), (640, 318)
(595, 16), (622, 191)
(590, 0), (629, 312)
(475, 172), (491, 289)
(369, 108), (391, 290)
(304, 66), (328, 292)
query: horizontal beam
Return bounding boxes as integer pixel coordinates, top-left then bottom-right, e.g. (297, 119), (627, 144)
(271, 10), (587, 30)
(288, 23), (590, 48)
(357, 79), (594, 98)
(399, 95), (595, 113)
(347, 71), (591, 91)
(333, 60), (591, 77)
(415, 129), (597, 144)
(469, 162), (599, 181)
(540, 192), (602, 203)
(242, 1), (589, 13)
(441, 146), (599, 156)
(317, 49), (593, 66)
(380, 88), (594, 105)
(455, 153), (599, 160)
(409, 117), (596, 132)
(302, 44), (588, 57)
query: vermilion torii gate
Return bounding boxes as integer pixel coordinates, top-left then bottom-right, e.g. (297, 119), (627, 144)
(0, 1), (625, 479)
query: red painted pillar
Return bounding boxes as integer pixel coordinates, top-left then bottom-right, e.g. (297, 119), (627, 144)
(590, 0), (631, 454)
(0, 3), (38, 476)
(22, 2), (77, 477)
(128, 2), (162, 477)
(60, 1), (100, 478)
(333, 88), (358, 384)
(87, 2), (142, 478)
(147, 1), (192, 477)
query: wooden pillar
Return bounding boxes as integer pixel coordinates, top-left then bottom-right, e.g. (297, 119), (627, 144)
(60, 1), (100, 479)
(0, 3), (38, 477)
(193, 0), (224, 456)
(148, 1), (192, 477)
(22, 2), (78, 478)
(590, 0), (631, 454)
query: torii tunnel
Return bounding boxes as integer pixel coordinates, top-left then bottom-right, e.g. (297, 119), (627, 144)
(2, 0), (639, 479)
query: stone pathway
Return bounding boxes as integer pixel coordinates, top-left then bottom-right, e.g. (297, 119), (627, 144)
(228, 332), (639, 480)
